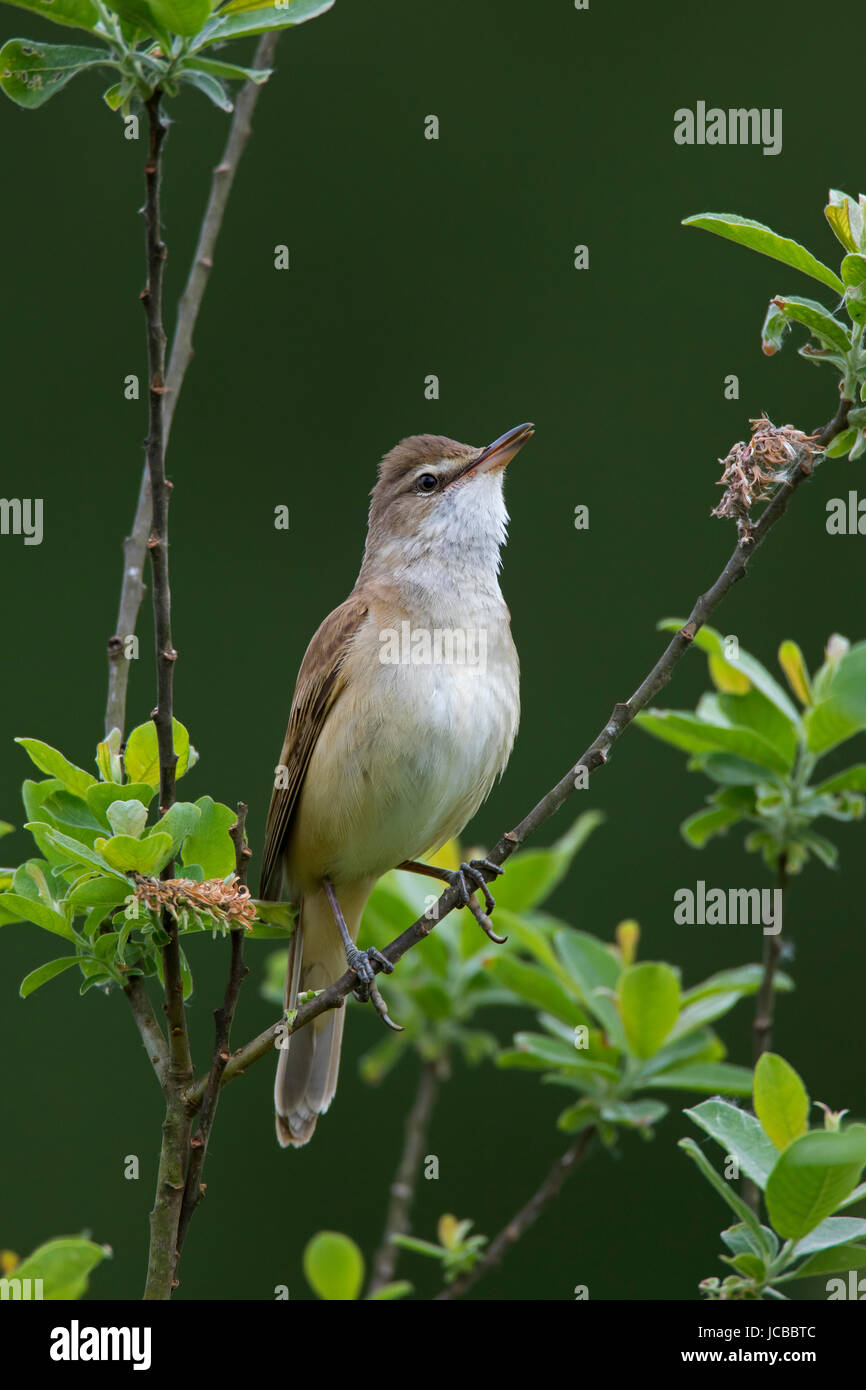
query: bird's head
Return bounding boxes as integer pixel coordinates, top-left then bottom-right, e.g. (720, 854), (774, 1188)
(361, 422), (534, 580)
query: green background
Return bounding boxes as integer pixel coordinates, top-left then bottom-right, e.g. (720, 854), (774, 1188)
(1, 0), (864, 1300)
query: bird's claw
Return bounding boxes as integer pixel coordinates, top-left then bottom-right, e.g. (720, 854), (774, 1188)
(345, 945), (402, 1031)
(448, 859), (507, 944)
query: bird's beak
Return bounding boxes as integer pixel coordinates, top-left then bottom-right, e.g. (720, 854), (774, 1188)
(443, 422), (535, 489)
(465, 421), (535, 478)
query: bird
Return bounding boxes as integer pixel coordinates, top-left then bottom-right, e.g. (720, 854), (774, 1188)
(259, 422), (534, 1145)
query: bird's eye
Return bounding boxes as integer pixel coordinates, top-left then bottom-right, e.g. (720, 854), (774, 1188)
(416, 473), (438, 493)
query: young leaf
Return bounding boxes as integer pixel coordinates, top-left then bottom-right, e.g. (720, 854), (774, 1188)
(753, 1053), (810, 1151)
(149, 801), (201, 858)
(682, 213), (844, 295)
(771, 297), (852, 356)
(777, 641), (811, 706)
(636, 710), (791, 776)
(485, 955), (587, 1027)
(124, 718), (192, 788)
(106, 799), (148, 840)
(681, 804), (745, 848)
(303, 1231), (364, 1301)
(180, 796), (236, 878)
(0, 39), (118, 109)
(19, 955), (82, 997)
(183, 55), (271, 84)
(825, 190), (862, 255)
(11, 1237), (110, 1298)
(1, 0), (99, 33)
(685, 1098), (778, 1188)
(618, 962), (679, 1059)
(148, 0), (210, 37)
(641, 1062), (753, 1095)
(191, 0), (334, 50)
(15, 738), (96, 798)
(485, 812), (603, 913)
(97, 831), (173, 875)
(679, 1137), (768, 1248)
(765, 1126), (866, 1239)
(86, 781), (156, 826)
(179, 67), (233, 111)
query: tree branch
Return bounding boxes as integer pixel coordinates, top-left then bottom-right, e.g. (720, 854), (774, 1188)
(435, 1128), (597, 1300)
(367, 1059), (443, 1296)
(104, 32), (280, 743)
(753, 852), (788, 1063)
(174, 804), (252, 1263)
(140, 91), (193, 1301)
(183, 399), (850, 1112)
(123, 975), (169, 1086)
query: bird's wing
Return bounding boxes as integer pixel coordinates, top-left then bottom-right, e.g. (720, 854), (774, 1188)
(258, 592), (370, 900)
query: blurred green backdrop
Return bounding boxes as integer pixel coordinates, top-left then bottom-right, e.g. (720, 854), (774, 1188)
(1, 0), (864, 1300)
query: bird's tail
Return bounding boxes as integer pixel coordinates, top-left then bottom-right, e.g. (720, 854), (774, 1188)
(274, 884), (364, 1147)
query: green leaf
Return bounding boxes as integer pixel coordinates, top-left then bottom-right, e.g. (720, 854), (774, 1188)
(786, 1241), (866, 1280)
(106, 799), (148, 839)
(66, 874), (133, 911)
(681, 804), (745, 847)
(618, 962), (679, 1059)
(636, 710), (790, 776)
(682, 212), (844, 294)
(487, 812), (604, 913)
(183, 54), (271, 83)
(554, 927), (625, 1046)
(0, 0), (99, 33)
(766, 1126), (866, 1240)
(124, 718), (192, 790)
(813, 765), (866, 796)
(249, 899), (298, 937)
(11, 1237), (110, 1299)
(303, 1231), (364, 1301)
(679, 1137), (768, 1249)
(192, 0), (335, 49)
(181, 796), (236, 878)
(485, 955), (586, 1027)
(770, 296), (852, 355)
(0, 38), (117, 108)
(682, 963), (793, 1005)
(841, 253), (866, 324)
(0, 890), (76, 941)
(97, 832), (173, 875)
(95, 727), (123, 784)
(657, 620), (802, 725)
(19, 955), (82, 997)
(149, 801), (200, 858)
(824, 426), (859, 458)
(642, 1062), (754, 1095)
(179, 67), (233, 110)
(754, 1052), (809, 1151)
(804, 642), (866, 754)
(148, 0), (210, 36)
(366, 1280), (412, 1301)
(685, 1098), (779, 1188)
(511, 1032), (619, 1080)
(668, 990), (744, 1041)
(825, 191), (862, 253)
(599, 1099), (667, 1131)
(86, 781), (155, 825)
(778, 640), (812, 706)
(790, 1215), (866, 1258)
(15, 738), (96, 798)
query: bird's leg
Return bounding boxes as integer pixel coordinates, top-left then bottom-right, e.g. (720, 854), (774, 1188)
(398, 857), (507, 944)
(322, 878), (401, 1031)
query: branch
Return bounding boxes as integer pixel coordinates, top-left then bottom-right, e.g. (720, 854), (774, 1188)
(753, 852), (788, 1062)
(123, 975), (169, 1086)
(367, 1059), (442, 1296)
(103, 32), (281, 743)
(435, 1128), (597, 1300)
(175, 805), (252, 1260)
(184, 399), (851, 1111)
(140, 92), (193, 1301)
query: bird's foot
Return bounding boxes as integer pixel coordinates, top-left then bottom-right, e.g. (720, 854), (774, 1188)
(447, 859), (507, 944)
(345, 945), (401, 1031)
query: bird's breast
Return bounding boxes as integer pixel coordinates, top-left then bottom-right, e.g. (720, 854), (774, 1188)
(287, 603), (519, 889)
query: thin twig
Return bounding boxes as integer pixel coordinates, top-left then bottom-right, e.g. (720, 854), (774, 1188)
(753, 852), (788, 1063)
(104, 33), (280, 743)
(175, 805), (252, 1261)
(367, 1059), (443, 1296)
(183, 399), (850, 1112)
(435, 1128), (597, 1300)
(140, 91), (193, 1301)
